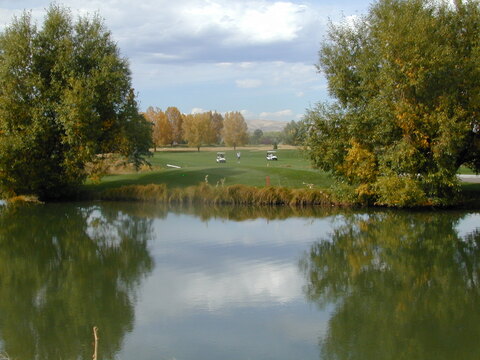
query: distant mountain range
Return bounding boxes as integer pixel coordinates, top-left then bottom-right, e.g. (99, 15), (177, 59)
(245, 119), (288, 133)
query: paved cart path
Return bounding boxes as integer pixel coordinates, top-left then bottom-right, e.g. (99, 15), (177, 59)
(458, 174), (480, 183)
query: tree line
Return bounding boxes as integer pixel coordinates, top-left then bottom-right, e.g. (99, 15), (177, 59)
(145, 106), (307, 150)
(144, 107), (248, 151)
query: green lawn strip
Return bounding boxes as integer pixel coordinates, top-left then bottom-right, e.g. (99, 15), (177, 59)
(84, 165), (333, 191)
(458, 166), (478, 175)
(83, 149), (480, 206)
(83, 149), (334, 192)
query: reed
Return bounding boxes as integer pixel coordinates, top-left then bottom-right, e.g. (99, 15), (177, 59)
(101, 183), (168, 202)
(96, 183), (336, 207)
(6, 195), (42, 204)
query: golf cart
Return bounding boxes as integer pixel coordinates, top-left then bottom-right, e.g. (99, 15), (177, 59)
(216, 152), (226, 163)
(266, 150), (278, 161)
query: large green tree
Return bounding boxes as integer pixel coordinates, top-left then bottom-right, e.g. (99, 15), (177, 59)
(304, 0), (480, 206)
(0, 5), (152, 200)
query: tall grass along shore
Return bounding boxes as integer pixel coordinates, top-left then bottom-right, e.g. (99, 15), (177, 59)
(97, 183), (336, 206)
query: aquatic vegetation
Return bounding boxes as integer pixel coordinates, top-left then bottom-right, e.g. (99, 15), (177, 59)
(98, 183), (335, 206)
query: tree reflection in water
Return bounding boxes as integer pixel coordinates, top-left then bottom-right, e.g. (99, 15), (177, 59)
(300, 211), (480, 360)
(0, 202), (154, 360)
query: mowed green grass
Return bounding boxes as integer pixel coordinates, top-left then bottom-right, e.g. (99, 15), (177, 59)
(84, 148), (334, 191)
(458, 166), (479, 175)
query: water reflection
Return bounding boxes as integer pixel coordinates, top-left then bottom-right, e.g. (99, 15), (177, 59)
(98, 201), (341, 223)
(301, 211), (480, 360)
(121, 205), (334, 360)
(1, 202), (480, 360)
(0, 203), (154, 360)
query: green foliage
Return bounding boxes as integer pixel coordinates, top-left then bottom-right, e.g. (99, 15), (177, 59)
(250, 129), (264, 145)
(305, 0), (480, 206)
(374, 174), (427, 207)
(0, 202), (153, 359)
(265, 131), (281, 146)
(0, 5), (151, 200)
(280, 120), (307, 145)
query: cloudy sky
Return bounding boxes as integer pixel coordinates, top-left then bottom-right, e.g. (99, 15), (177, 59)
(0, 0), (371, 122)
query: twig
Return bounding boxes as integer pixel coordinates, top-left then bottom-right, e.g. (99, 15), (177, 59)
(93, 326), (99, 360)
(0, 352), (11, 360)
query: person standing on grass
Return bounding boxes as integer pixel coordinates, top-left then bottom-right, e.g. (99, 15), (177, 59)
(237, 152), (241, 162)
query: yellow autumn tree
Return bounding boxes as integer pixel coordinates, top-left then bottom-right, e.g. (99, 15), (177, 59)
(210, 111), (224, 144)
(166, 106), (183, 146)
(183, 112), (216, 151)
(144, 107), (172, 150)
(222, 111), (248, 150)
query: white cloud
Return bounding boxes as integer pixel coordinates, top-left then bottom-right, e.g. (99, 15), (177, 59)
(239, 62), (255, 69)
(131, 61), (319, 92)
(2, 0), (325, 64)
(0, 0), (369, 126)
(148, 52), (184, 61)
(190, 107), (207, 114)
(235, 78), (262, 88)
(240, 109), (255, 118)
(259, 109), (294, 119)
(181, 1), (307, 45)
(142, 261), (301, 316)
(215, 62), (234, 68)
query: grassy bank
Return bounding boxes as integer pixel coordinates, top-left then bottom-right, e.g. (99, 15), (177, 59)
(97, 183), (336, 206)
(81, 147), (480, 208)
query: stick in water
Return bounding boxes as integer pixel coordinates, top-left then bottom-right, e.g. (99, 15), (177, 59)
(93, 326), (99, 360)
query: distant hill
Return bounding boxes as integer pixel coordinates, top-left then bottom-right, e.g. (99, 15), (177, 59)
(245, 119), (288, 133)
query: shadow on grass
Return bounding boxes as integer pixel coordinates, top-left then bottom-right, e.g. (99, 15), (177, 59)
(84, 167), (247, 191)
(460, 182), (480, 208)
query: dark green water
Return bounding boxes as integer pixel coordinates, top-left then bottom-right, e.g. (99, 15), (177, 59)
(0, 201), (479, 360)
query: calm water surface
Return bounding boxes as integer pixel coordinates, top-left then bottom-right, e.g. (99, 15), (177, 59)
(0, 202), (479, 359)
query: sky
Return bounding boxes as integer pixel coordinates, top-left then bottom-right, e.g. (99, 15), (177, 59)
(0, 0), (371, 122)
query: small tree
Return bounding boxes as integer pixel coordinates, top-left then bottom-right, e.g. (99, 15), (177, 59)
(250, 129), (264, 145)
(222, 112), (248, 150)
(281, 120), (307, 146)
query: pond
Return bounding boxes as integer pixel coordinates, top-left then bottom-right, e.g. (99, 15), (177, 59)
(0, 202), (479, 359)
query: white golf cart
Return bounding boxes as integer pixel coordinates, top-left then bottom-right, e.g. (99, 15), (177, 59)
(266, 150), (278, 161)
(216, 152), (226, 163)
